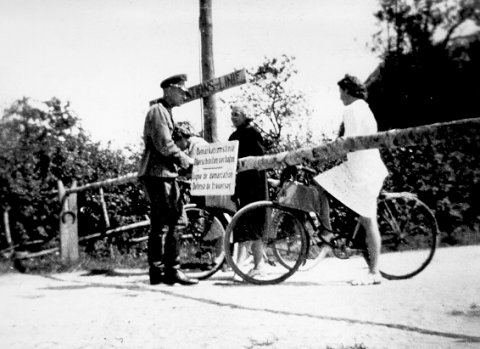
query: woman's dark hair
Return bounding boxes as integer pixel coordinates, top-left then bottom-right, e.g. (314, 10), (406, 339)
(337, 74), (367, 100)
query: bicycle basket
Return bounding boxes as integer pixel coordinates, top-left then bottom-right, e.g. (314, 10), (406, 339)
(277, 181), (323, 213)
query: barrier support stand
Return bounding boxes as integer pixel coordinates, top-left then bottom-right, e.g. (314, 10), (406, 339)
(58, 180), (79, 263)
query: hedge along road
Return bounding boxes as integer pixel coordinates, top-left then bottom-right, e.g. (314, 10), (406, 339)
(1, 245), (479, 349)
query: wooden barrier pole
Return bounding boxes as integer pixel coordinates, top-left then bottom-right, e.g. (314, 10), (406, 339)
(237, 117), (480, 172)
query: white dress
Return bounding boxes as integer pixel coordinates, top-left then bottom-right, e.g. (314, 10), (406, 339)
(314, 99), (388, 217)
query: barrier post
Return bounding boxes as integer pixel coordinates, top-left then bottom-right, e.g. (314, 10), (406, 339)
(58, 180), (79, 263)
(3, 206), (13, 248)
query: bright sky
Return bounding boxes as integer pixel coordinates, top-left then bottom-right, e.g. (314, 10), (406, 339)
(0, 0), (381, 149)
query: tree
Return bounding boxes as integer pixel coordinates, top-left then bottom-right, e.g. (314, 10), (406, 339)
(366, 0), (480, 130)
(225, 55), (314, 153)
(0, 98), (143, 250)
(372, 0), (480, 57)
(365, 1), (480, 243)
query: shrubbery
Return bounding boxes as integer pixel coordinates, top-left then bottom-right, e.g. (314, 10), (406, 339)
(381, 134), (480, 245)
(0, 98), (148, 260)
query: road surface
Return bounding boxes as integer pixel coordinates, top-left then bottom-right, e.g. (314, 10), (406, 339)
(0, 245), (479, 349)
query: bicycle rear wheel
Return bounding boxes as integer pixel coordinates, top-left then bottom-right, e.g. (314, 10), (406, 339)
(377, 193), (438, 280)
(224, 201), (307, 285)
(178, 206), (226, 280)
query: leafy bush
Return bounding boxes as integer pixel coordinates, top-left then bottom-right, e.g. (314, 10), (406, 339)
(380, 134), (480, 244)
(0, 98), (147, 259)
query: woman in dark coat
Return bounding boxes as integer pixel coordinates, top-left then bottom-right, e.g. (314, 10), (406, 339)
(228, 104), (268, 278)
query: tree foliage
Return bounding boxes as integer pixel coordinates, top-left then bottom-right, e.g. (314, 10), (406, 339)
(367, 0), (480, 130)
(372, 0), (480, 55)
(364, 0), (480, 242)
(227, 55), (314, 153)
(0, 98), (145, 251)
(381, 135), (480, 244)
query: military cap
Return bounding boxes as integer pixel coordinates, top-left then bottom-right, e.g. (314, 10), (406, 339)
(160, 74), (188, 91)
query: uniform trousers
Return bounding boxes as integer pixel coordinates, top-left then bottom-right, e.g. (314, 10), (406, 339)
(141, 177), (183, 271)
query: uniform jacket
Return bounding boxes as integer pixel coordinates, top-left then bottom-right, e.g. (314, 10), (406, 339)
(138, 100), (192, 178)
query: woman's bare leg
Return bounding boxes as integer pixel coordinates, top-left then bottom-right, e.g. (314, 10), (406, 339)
(359, 215), (381, 275)
(252, 239), (265, 270)
(351, 215), (382, 285)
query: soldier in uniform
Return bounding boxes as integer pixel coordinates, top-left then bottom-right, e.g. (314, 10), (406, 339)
(138, 74), (198, 285)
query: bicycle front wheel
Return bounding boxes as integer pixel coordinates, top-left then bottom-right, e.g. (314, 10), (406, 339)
(178, 206), (226, 280)
(224, 201), (308, 285)
(377, 193), (438, 280)
(272, 215), (327, 272)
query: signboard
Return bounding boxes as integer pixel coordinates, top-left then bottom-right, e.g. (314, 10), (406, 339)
(190, 141), (239, 196)
(150, 69), (246, 106)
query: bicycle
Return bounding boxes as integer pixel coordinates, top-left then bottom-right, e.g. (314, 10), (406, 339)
(176, 179), (234, 280)
(223, 166), (438, 285)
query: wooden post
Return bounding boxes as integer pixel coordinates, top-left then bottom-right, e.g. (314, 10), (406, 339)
(99, 187), (110, 228)
(98, 187), (115, 257)
(199, 0), (217, 142)
(58, 180), (79, 263)
(3, 206), (13, 248)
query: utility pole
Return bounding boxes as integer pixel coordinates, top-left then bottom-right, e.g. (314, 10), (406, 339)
(199, 0), (217, 142)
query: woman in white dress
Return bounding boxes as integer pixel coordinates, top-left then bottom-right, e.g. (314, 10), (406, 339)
(314, 74), (389, 285)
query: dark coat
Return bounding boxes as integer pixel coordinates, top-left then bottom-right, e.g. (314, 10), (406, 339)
(229, 122), (268, 207)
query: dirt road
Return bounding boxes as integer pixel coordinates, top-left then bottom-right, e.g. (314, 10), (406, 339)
(1, 245), (479, 349)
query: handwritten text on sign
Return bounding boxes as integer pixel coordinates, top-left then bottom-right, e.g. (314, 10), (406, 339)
(190, 141), (239, 196)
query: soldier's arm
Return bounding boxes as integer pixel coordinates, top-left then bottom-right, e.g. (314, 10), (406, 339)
(149, 106), (193, 169)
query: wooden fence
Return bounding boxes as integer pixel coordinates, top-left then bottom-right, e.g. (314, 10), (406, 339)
(8, 116), (480, 263)
(11, 173), (142, 262)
